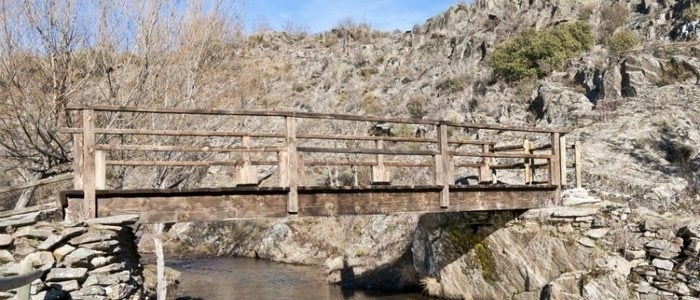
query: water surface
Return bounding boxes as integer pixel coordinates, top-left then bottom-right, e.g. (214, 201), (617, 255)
(166, 257), (429, 300)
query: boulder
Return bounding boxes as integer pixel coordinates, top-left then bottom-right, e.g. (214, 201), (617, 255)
(106, 283), (136, 299)
(81, 240), (119, 251)
(89, 262), (126, 275)
(578, 237), (597, 248)
(652, 281), (690, 296)
(0, 249), (14, 263)
(562, 189), (601, 206)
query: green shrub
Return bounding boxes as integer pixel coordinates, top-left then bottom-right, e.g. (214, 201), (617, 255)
(437, 76), (467, 93)
(607, 30), (640, 53)
(407, 95), (427, 118)
(491, 21), (593, 81)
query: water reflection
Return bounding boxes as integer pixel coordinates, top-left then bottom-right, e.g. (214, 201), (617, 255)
(166, 257), (428, 300)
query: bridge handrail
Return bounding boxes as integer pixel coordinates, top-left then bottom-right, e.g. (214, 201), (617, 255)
(65, 105), (571, 134)
(61, 105), (581, 219)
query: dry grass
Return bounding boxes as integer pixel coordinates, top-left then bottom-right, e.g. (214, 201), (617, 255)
(420, 277), (443, 297)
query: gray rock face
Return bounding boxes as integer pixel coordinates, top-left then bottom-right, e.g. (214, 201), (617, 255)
(90, 256), (115, 268)
(105, 283), (136, 299)
(45, 268), (88, 282)
(578, 236), (597, 248)
(78, 285), (106, 296)
(0, 249), (14, 262)
(81, 240), (118, 251)
(562, 188), (601, 206)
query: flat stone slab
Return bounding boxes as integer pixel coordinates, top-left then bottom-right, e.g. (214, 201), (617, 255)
(48, 280), (80, 292)
(584, 228), (609, 239)
(578, 237), (596, 248)
(63, 248), (99, 267)
(13, 227), (54, 239)
(53, 244), (76, 262)
(552, 207), (599, 218)
(81, 240), (118, 251)
(84, 270), (131, 287)
(85, 215), (139, 226)
(651, 258), (674, 271)
(0, 211), (41, 229)
(69, 230), (118, 246)
(37, 227), (87, 251)
(45, 268), (88, 282)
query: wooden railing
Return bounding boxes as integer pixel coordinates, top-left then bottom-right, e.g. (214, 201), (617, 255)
(61, 105), (580, 218)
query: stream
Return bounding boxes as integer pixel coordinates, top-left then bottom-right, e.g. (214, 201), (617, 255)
(165, 256), (429, 300)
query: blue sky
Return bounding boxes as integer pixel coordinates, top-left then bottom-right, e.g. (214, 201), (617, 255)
(246, 0), (465, 33)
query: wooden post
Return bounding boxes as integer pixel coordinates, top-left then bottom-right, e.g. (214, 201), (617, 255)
(437, 124), (450, 208)
(549, 132), (561, 186)
(371, 139), (390, 184)
(15, 260), (31, 300)
(236, 135), (258, 186)
(82, 109), (96, 219)
(523, 139), (531, 184)
(153, 224), (167, 300)
(479, 144), (491, 184)
(575, 140), (582, 189)
(285, 116), (298, 214)
(278, 150), (288, 187)
(559, 135), (567, 186)
(72, 134), (84, 190)
(95, 150), (106, 190)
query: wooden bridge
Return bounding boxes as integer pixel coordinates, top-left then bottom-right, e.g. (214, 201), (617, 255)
(55, 106), (581, 223)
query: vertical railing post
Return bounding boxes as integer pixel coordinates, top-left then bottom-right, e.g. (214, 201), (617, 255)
(479, 144), (492, 184)
(575, 140), (582, 189)
(95, 150), (106, 190)
(237, 135), (258, 186)
(548, 132), (561, 186)
(523, 139), (531, 184)
(437, 123), (450, 208)
(559, 135), (567, 186)
(72, 134), (84, 190)
(371, 139), (389, 184)
(82, 109), (96, 219)
(285, 116), (298, 214)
